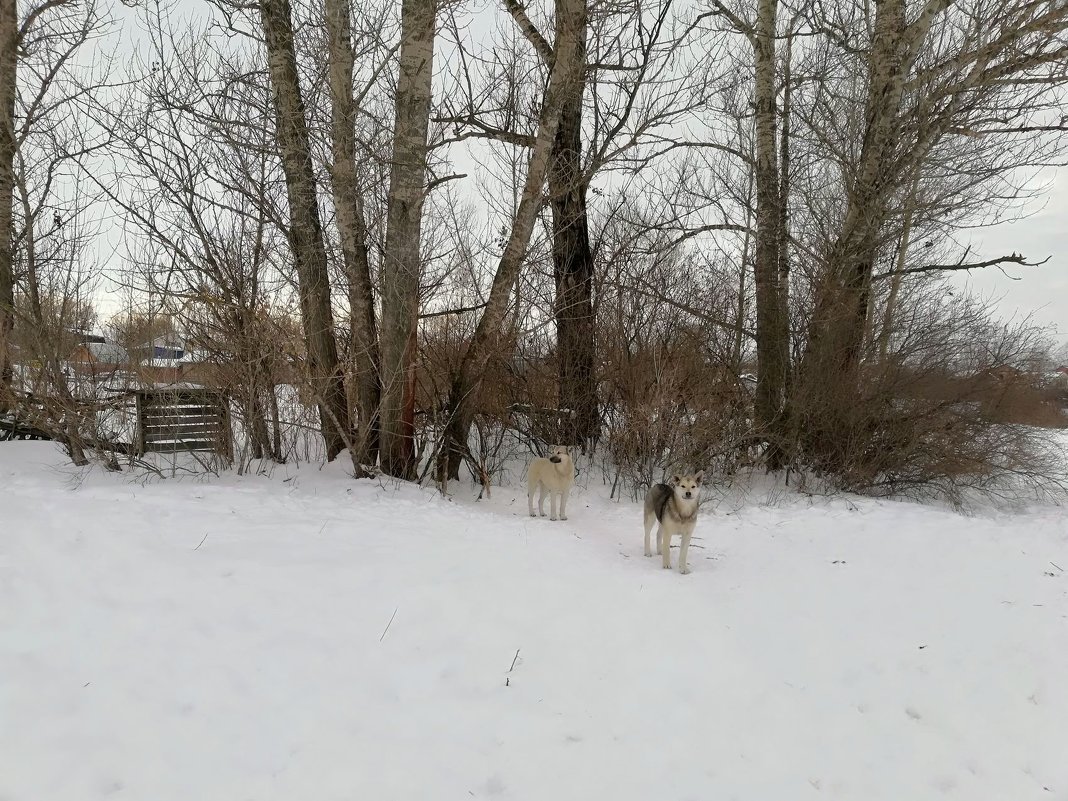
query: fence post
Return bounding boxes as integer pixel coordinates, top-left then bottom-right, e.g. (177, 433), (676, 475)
(135, 391), (145, 456)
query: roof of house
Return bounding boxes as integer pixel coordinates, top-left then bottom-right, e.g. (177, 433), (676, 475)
(82, 341), (128, 364)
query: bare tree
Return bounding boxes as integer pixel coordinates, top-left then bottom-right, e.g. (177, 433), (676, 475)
(789, 0), (1068, 470)
(0, 0), (15, 392)
(709, 0), (791, 464)
(440, 0), (587, 481)
(500, 0), (598, 450)
(258, 0), (351, 460)
(544, 0), (598, 450)
(0, 0), (77, 393)
(325, 0), (381, 472)
(2, 0), (113, 464)
(378, 0), (437, 479)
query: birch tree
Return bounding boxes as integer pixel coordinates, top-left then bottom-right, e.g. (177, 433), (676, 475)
(378, 0), (436, 479)
(325, 0), (381, 471)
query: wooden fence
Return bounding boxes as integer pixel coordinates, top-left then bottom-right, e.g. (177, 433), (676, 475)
(135, 388), (232, 458)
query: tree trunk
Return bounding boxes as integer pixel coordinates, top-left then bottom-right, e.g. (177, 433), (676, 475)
(548, 3), (596, 451)
(379, 0), (435, 480)
(751, 0), (789, 466)
(876, 168), (921, 364)
(733, 169), (754, 373)
(325, 0), (381, 472)
(258, 0), (350, 461)
(440, 0), (586, 482)
(777, 29), (793, 384)
(19, 181), (87, 466)
(0, 0), (16, 396)
(248, 388), (269, 461)
(794, 0), (927, 466)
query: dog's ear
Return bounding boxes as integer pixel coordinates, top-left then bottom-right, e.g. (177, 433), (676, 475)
(694, 470), (704, 485)
(671, 474), (681, 485)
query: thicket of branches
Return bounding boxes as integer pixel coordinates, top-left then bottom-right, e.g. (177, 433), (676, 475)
(1, 0), (1067, 501)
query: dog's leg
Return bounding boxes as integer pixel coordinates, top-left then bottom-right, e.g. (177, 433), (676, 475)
(661, 527), (672, 569)
(644, 511), (654, 556)
(528, 483), (537, 517)
(559, 488), (569, 521)
(678, 528), (692, 575)
(538, 485), (547, 516)
(656, 523), (663, 555)
(549, 491), (558, 521)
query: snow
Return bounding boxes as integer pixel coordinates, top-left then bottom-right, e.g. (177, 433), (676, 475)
(2, 441), (1067, 800)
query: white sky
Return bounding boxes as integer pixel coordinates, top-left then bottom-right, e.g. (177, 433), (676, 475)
(953, 168), (1068, 344)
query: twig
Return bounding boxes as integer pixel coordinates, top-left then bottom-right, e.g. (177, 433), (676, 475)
(1051, 561), (1064, 573)
(419, 301), (489, 320)
(509, 648), (521, 672)
(874, 251), (1049, 280)
(193, 532), (209, 551)
(379, 607), (399, 642)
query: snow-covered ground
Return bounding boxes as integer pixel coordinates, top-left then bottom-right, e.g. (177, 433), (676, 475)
(2, 441), (1066, 800)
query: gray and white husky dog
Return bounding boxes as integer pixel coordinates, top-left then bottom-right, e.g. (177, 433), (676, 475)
(527, 445), (575, 521)
(644, 472), (704, 574)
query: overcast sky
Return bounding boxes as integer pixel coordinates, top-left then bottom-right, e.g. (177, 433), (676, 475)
(952, 167), (1068, 344)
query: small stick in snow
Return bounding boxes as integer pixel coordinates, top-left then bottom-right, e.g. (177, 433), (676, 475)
(379, 607), (398, 642)
(505, 649), (521, 687)
(193, 532), (209, 551)
(1050, 561), (1064, 573)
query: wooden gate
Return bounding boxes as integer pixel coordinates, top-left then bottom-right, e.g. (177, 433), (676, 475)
(135, 388), (232, 458)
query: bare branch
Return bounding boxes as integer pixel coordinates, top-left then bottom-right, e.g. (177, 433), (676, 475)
(17, 0), (71, 45)
(502, 0), (554, 68)
(419, 302), (488, 319)
(433, 113), (537, 149)
(875, 252), (1051, 280)
(426, 172), (468, 192)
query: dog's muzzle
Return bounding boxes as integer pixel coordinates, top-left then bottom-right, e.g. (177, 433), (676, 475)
(549, 456), (562, 463)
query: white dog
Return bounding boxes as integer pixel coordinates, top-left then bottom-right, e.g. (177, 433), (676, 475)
(644, 472), (704, 574)
(527, 445), (574, 521)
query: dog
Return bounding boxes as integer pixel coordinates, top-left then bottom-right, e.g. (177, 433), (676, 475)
(644, 472), (704, 574)
(527, 445), (574, 521)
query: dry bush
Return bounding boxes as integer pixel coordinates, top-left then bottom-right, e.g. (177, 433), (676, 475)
(975, 369), (1068, 429)
(787, 284), (1067, 501)
(595, 234), (754, 497)
(415, 312), (513, 486)
(599, 323), (753, 499)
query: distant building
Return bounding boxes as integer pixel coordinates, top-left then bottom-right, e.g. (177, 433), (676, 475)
(68, 337), (129, 381)
(136, 337), (186, 384)
(144, 337), (185, 360)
